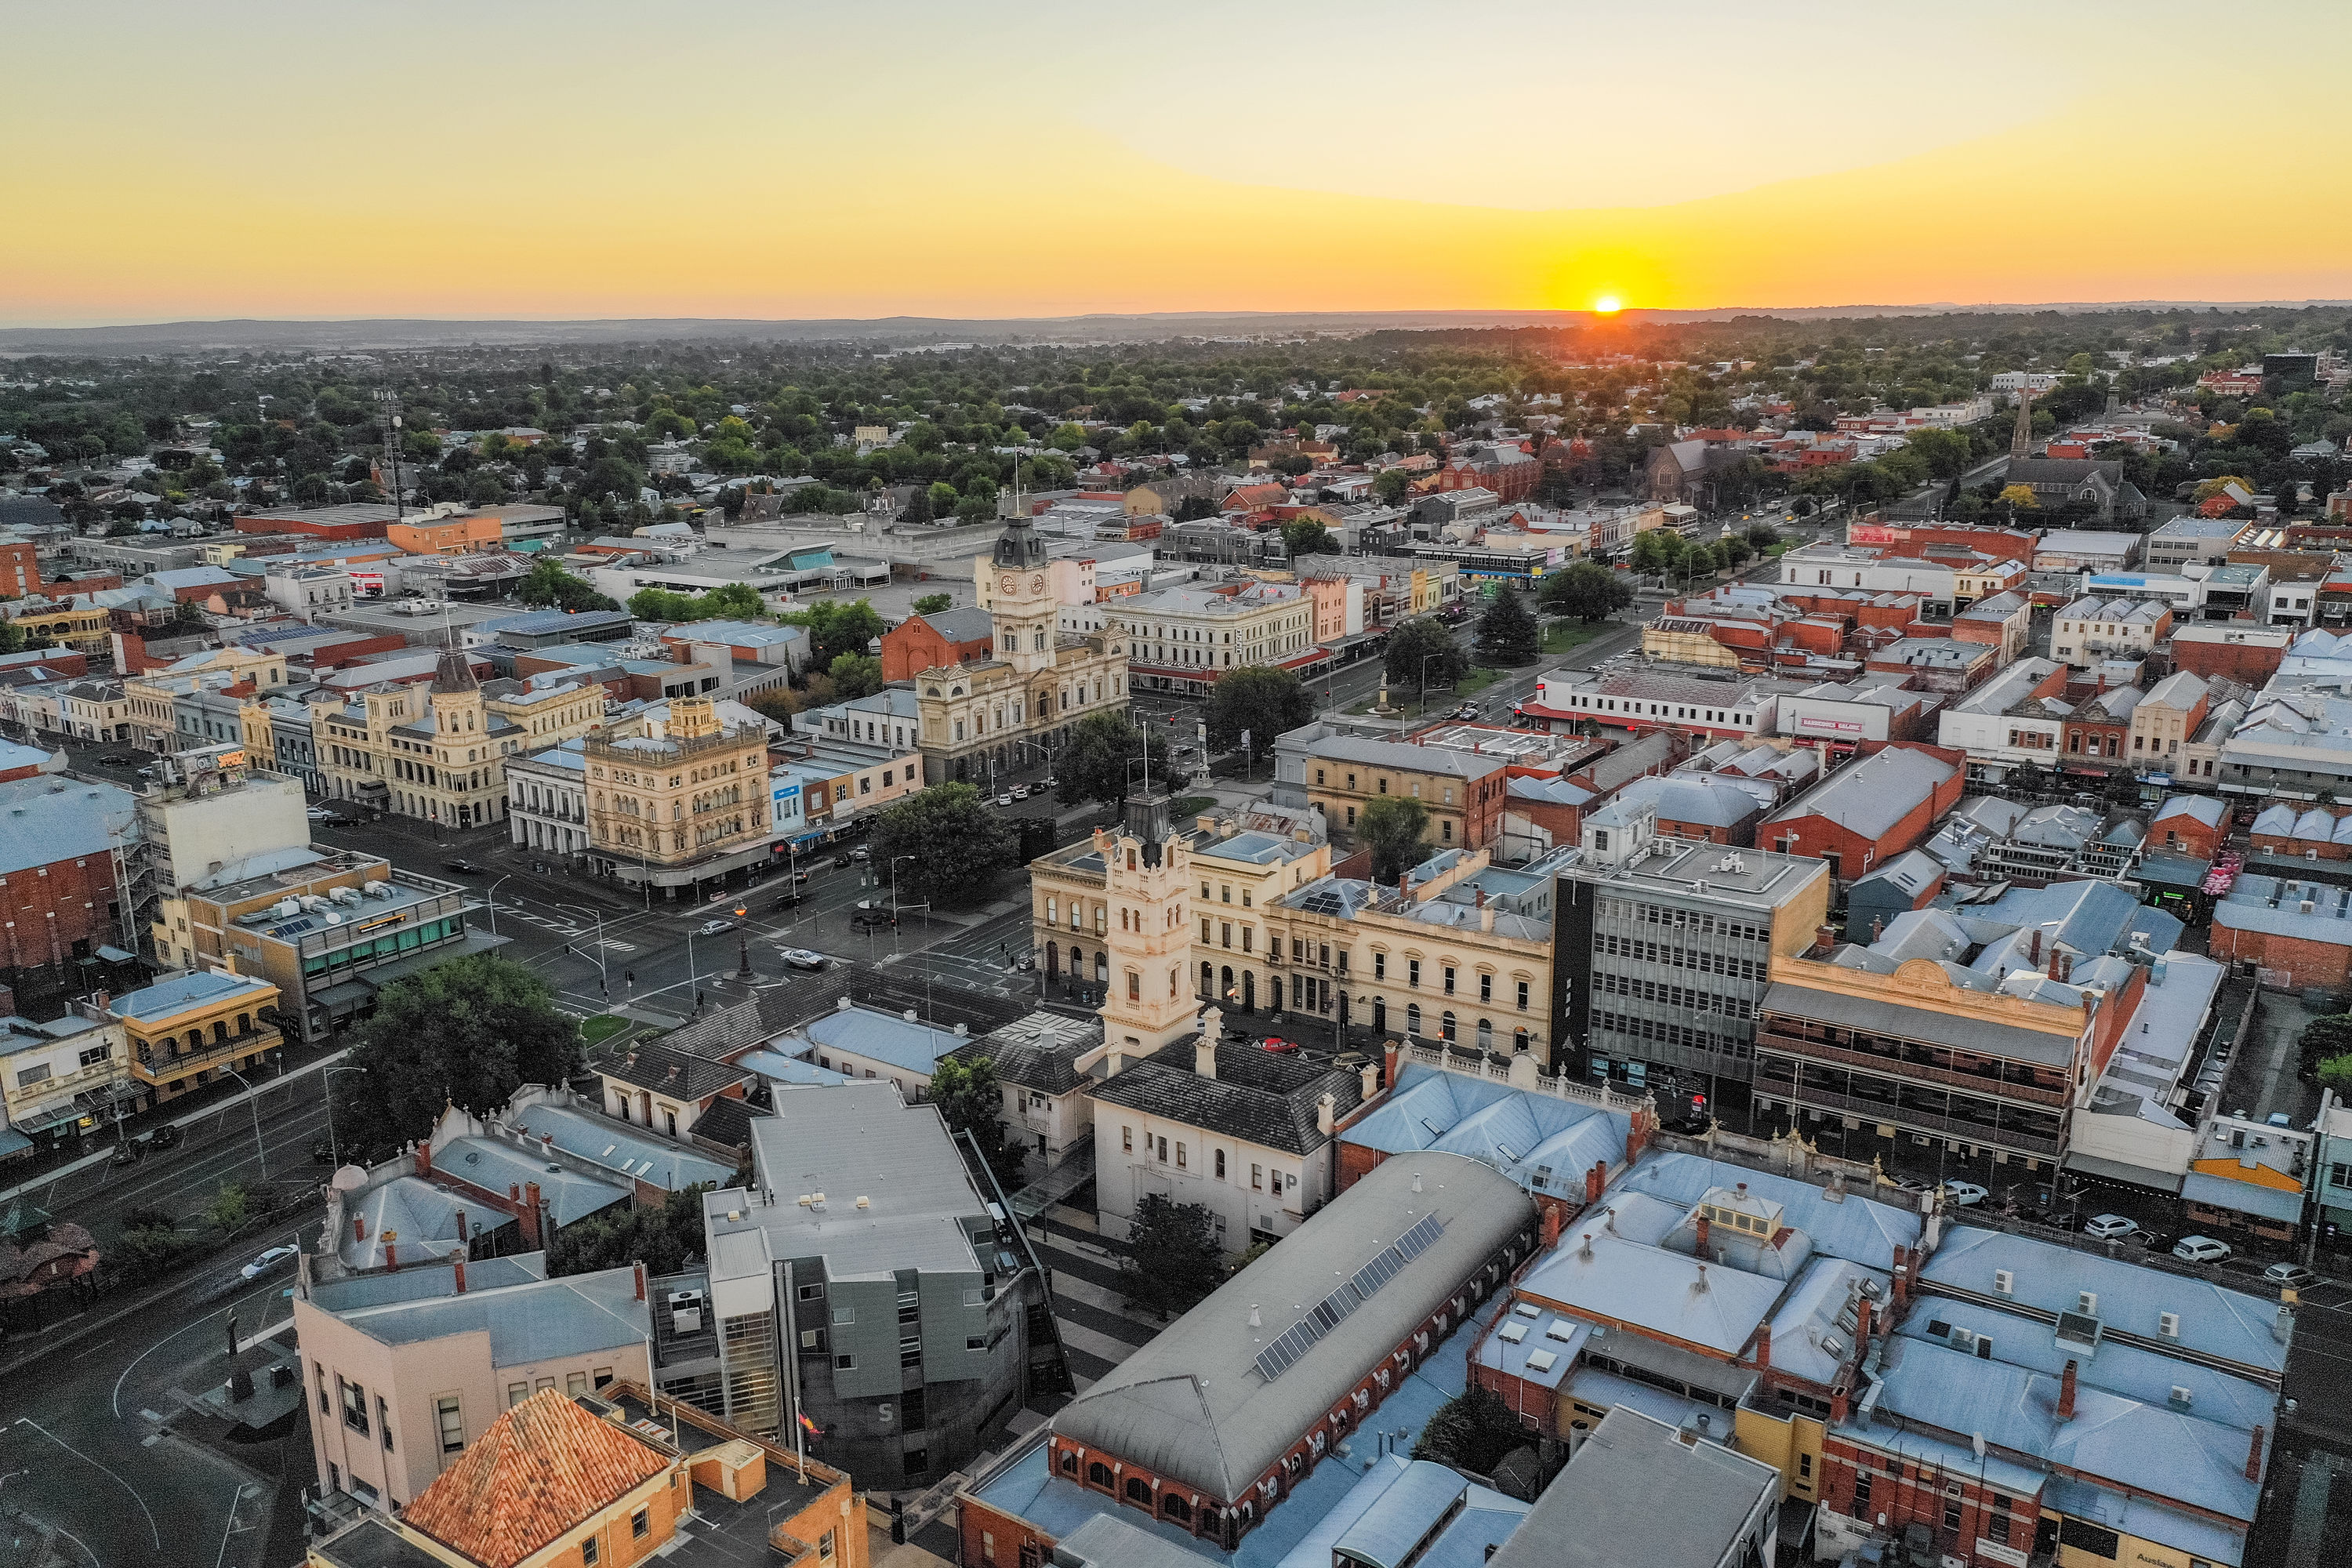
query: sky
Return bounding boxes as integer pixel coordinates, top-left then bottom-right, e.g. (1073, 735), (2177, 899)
(5, 0), (2350, 326)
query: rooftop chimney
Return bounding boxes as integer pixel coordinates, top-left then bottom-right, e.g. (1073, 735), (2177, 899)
(1317, 1092), (1336, 1136)
(1855, 1296), (1874, 1347)
(1360, 1059), (1380, 1102)
(1693, 1263), (1709, 1294)
(2058, 1358), (2078, 1421)
(2030, 929), (2042, 965)
(633, 1261), (646, 1301)
(1693, 1213), (1711, 1258)
(454, 1255), (466, 1293)
(384, 1232), (398, 1272)
(2247, 1425), (2266, 1483)
(1755, 1322), (1770, 1370)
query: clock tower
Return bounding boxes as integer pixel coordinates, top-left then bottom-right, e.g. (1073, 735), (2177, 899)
(983, 514), (1058, 676)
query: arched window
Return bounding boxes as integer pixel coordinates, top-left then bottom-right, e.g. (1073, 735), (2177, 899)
(1513, 1027), (1530, 1054)
(1476, 1018), (1493, 1052)
(1406, 1004), (1421, 1036)
(1089, 1462), (1113, 1489)
(1059, 1450), (1078, 1474)
(1200, 961), (1214, 996)
(1125, 1477), (1152, 1506)
(1441, 1011), (1457, 1042)
(1161, 1494), (1192, 1523)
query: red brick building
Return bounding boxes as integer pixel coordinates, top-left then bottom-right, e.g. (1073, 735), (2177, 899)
(0, 775), (132, 1011)
(880, 607), (993, 683)
(2060, 685), (2140, 768)
(2168, 626), (2293, 687)
(2151, 796), (2227, 858)
(1758, 742), (1965, 882)
(0, 538), (42, 600)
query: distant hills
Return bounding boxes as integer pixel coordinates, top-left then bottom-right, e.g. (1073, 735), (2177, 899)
(3, 303), (2348, 354)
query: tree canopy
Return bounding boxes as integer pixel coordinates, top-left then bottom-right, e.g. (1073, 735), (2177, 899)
(517, 557), (621, 612)
(1203, 665), (1313, 756)
(1058, 710), (1172, 811)
(549, 1184), (714, 1278)
(1382, 615), (1465, 695)
(911, 591), (954, 615)
(1414, 1387), (1533, 1476)
(1540, 561), (1634, 622)
(627, 581), (764, 623)
(1357, 794), (1432, 883)
(1280, 518), (1338, 557)
(929, 1053), (1025, 1190)
(332, 955), (583, 1155)
(778, 598), (886, 665)
(1473, 586), (1540, 666)
(827, 652), (884, 699)
(1119, 1194), (1224, 1319)
(871, 782), (1017, 908)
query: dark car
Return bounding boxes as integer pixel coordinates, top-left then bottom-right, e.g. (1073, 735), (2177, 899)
(833, 854), (853, 869)
(109, 1142), (143, 1167)
(100, 752), (135, 766)
(146, 1123), (180, 1151)
(771, 892), (803, 913)
(443, 858), (481, 874)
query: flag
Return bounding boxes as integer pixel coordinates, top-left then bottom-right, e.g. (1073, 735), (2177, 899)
(797, 1413), (821, 1436)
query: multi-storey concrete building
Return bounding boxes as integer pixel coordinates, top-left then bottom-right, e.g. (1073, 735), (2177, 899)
(1555, 800), (1831, 1112)
(702, 1078), (1054, 1490)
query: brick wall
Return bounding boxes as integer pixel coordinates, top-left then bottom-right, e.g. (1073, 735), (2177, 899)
(0, 847), (122, 985)
(882, 616), (991, 684)
(2210, 926), (2352, 990)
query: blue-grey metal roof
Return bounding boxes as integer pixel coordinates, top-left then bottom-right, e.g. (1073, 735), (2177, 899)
(318, 1261), (650, 1369)
(1606, 1152), (1922, 1269)
(109, 967), (276, 1022)
(1515, 1229), (1784, 1356)
(503, 1100), (734, 1192)
(1474, 1301), (1586, 1390)
(1920, 1226), (2287, 1375)
(2178, 1171), (2304, 1224)
(1899, 1297), (2278, 1434)
(797, 1004), (969, 1076)
(735, 1047), (850, 1087)
(0, 775), (135, 876)
(1330, 1461), (1478, 1568)
(436, 1136), (631, 1225)
(340, 1176), (515, 1270)
(1486, 1406), (1780, 1568)
(1341, 1064), (1627, 1205)
(1859, 1334), (2264, 1525)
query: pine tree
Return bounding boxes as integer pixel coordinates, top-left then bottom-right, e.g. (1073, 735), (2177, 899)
(1475, 586), (1541, 666)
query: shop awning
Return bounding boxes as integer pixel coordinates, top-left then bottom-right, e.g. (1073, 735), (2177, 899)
(2061, 1150), (2184, 1196)
(310, 979), (376, 1012)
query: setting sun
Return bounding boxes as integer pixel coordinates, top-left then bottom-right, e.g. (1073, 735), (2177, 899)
(1593, 295), (1623, 314)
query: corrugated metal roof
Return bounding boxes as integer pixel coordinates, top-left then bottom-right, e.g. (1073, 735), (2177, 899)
(1486, 1406), (1779, 1568)
(1516, 1229), (1784, 1356)
(1050, 1154), (1534, 1504)
(0, 775), (134, 876)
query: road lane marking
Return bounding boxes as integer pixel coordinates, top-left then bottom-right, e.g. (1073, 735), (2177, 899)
(12, 1418), (158, 1551)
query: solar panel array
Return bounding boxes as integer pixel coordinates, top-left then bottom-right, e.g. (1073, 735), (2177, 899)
(1252, 1214), (1448, 1382)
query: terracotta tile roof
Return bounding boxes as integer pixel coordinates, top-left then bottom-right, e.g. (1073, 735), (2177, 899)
(404, 1389), (670, 1568)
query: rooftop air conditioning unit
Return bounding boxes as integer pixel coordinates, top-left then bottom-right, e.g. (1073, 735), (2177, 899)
(668, 1288), (704, 1334)
(1993, 1269), (2014, 1296)
(2158, 1312), (2180, 1339)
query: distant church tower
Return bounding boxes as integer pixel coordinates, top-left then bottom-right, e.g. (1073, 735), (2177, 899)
(1094, 784), (1199, 1065)
(2009, 388), (2037, 460)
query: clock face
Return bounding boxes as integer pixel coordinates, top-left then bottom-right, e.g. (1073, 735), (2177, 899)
(1031, 575), (1046, 593)
(1000, 574), (1017, 593)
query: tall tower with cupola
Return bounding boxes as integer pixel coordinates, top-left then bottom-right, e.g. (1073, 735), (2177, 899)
(982, 514), (1058, 676)
(1095, 786), (1199, 1064)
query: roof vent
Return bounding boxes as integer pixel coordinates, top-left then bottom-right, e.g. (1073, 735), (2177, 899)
(2169, 1385), (2194, 1410)
(855, 1196), (869, 1209)
(1524, 1349), (1558, 1374)
(1497, 1321), (1528, 1344)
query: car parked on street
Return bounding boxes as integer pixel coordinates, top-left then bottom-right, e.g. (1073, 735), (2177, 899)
(995, 793), (1014, 807)
(2263, 1262), (2318, 1290)
(2083, 1214), (2142, 1240)
(1941, 1180), (1989, 1207)
(849, 846), (871, 862)
(241, 1244), (300, 1280)
(1260, 1036), (1299, 1054)
(1011, 785), (1029, 800)
(2172, 1236), (2231, 1265)
(694, 919), (737, 937)
(443, 858), (481, 874)
(780, 948), (828, 971)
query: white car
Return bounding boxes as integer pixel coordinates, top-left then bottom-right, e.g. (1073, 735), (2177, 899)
(693, 919), (738, 937)
(1010, 785), (1030, 800)
(996, 793), (1014, 807)
(2083, 1214), (2141, 1240)
(1940, 1180), (1989, 1207)
(241, 1244), (299, 1280)
(2172, 1236), (2231, 1265)
(780, 948), (828, 971)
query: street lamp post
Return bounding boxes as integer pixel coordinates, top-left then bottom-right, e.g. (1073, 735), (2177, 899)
(485, 873), (513, 938)
(323, 1063), (368, 1168)
(216, 1065), (270, 1179)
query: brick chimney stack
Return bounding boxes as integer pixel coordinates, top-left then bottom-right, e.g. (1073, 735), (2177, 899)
(1541, 1205), (1562, 1250)
(2247, 1425), (2265, 1483)
(384, 1234), (398, 1272)
(633, 1261), (646, 1301)
(1855, 1297), (1873, 1347)
(1755, 1322), (1770, 1370)
(1585, 1161), (1606, 1205)
(1693, 1214), (1711, 1258)
(454, 1255), (467, 1293)
(521, 1181), (543, 1249)
(2058, 1359), (2078, 1421)
(415, 1139), (432, 1178)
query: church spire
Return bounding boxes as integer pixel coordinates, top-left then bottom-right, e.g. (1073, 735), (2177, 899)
(2009, 388), (2035, 460)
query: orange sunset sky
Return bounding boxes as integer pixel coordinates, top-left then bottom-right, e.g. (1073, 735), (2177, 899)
(5, 0), (2350, 326)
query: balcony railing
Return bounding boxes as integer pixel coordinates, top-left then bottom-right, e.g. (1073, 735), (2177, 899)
(1755, 1029), (2070, 1106)
(1756, 1076), (2063, 1158)
(133, 1025), (282, 1082)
